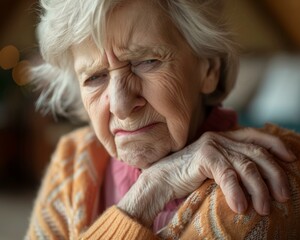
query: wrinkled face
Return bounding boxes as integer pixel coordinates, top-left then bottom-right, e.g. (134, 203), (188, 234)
(72, 0), (218, 168)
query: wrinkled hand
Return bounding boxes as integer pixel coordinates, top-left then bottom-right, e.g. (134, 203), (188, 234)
(118, 128), (295, 227)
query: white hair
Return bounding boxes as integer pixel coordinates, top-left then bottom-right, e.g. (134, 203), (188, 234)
(31, 0), (239, 121)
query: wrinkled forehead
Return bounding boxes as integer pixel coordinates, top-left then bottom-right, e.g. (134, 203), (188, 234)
(100, 0), (181, 51)
(71, 0), (186, 72)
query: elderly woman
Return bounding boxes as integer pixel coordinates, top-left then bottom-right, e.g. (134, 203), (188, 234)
(26, 0), (300, 239)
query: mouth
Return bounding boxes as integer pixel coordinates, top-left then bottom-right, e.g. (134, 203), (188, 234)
(113, 122), (160, 136)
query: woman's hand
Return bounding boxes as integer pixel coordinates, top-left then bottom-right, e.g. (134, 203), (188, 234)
(118, 128), (296, 227)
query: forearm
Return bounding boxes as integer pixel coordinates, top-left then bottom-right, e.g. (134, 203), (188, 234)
(80, 170), (173, 239)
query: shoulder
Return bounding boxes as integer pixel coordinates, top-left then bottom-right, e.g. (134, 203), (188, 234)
(27, 126), (110, 238)
(161, 124), (300, 239)
(39, 125), (109, 187)
(51, 126), (109, 165)
(54, 126), (97, 158)
(40, 126), (109, 213)
(261, 123), (300, 155)
(49, 125), (110, 182)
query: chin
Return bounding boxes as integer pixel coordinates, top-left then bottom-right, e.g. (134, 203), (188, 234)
(117, 144), (170, 169)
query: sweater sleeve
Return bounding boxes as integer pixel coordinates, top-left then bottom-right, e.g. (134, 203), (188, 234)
(79, 206), (158, 240)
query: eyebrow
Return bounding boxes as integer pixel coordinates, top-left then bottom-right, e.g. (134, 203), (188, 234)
(76, 45), (173, 77)
(76, 59), (104, 79)
(117, 45), (172, 61)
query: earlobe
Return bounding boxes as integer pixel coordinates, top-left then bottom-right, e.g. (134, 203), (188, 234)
(200, 57), (221, 94)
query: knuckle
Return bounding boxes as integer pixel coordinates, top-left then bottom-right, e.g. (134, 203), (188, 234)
(199, 143), (216, 158)
(201, 131), (218, 142)
(201, 131), (228, 151)
(219, 169), (237, 188)
(199, 133), (219, 154)
(222, 149), (234, 160)
(243, 143), (256, 152)
(231, 151), (246, 161)
(240, 161), (258, 177)
(252, 146), (269, 157)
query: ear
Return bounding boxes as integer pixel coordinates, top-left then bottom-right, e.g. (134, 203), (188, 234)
(199, 57), (221, 94)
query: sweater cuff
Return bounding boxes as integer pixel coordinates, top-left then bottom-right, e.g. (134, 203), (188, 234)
(79, 206), (158, 240)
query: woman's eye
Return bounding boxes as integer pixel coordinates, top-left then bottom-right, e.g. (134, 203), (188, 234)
(131, 59), (160, 72)
(84, 71), (109, 86)
(143, 59), (158, 64)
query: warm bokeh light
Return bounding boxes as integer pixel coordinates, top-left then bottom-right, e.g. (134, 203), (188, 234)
(12, 60), (31, 86)
(0, 45), (20, 70)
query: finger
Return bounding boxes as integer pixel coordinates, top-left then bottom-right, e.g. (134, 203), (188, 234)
(216, 143), (271, 215)
(224, 140), (291, 202)
(222, 128), (296, 162)
(231, 156), (271, 215)
(199, 145), (248, 214)
(219, 169), (248, 214)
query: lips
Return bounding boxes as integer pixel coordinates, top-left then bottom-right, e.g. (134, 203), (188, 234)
(113, 122), (160, 136)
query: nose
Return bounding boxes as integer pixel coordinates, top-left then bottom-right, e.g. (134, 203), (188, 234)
(108, 66), (146, 120)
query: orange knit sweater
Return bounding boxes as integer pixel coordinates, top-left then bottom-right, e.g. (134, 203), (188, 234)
(26, 124), (300, 239)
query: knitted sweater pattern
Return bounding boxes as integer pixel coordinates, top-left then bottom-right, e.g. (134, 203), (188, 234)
(26, 124), (300, 239)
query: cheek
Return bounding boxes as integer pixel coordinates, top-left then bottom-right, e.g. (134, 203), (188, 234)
(81, 89), (117, 157)
(143, 71), (195, 150)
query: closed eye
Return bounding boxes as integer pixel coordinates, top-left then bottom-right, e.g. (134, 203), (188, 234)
(84, 70), (109, 86)
(131, 59), (161, 73)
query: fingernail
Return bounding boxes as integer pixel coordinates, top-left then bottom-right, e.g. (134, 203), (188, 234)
(262, 201), (270, 215)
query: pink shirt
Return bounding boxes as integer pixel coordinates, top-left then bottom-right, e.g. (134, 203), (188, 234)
(103, 107), (237, 232)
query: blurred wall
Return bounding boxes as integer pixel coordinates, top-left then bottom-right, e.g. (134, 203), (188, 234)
(0, 0), (37, 50)
(222, 1), (300, 131)
(0, 0), (76, 187)
(224, 0), (287, 52)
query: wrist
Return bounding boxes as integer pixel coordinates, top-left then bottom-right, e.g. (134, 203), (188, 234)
(117, 170), (172, 227)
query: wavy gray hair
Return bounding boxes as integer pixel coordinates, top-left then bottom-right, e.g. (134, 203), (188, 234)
(31, 0), (238, 122)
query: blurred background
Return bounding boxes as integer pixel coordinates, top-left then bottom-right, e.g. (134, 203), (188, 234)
(0, 0), (300, 239)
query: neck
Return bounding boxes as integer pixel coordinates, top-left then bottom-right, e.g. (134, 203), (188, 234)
(186, 103), (210, 145)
